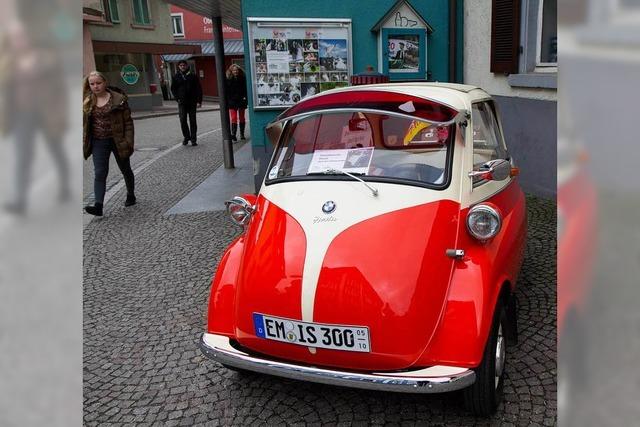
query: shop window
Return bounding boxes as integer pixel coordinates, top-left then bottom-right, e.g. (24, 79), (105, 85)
(102, 0), (120, 23)
(132, 0), (151, 25)
(171, 13), (184, 37)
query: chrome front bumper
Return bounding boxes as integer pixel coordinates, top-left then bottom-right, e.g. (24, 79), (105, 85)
(199, 333), (476, 394)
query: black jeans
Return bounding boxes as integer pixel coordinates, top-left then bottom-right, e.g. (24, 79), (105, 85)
(91, 138), (135, 204)
(12, 112), (69, 207)
(178, 102), (197, 141)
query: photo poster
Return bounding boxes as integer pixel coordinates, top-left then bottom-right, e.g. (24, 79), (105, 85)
(388, 34), (420, 73)
(250, 22), (351, 108)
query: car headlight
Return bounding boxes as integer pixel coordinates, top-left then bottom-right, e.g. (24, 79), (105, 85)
(466, 204), (501, 241)
(225, 196), (255, 227)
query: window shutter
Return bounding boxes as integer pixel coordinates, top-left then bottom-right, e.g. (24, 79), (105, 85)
(491, 0), (521, 74)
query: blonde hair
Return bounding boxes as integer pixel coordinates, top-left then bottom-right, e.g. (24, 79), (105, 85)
(225, 64), (245, 80)
(83, 71), (108, 114)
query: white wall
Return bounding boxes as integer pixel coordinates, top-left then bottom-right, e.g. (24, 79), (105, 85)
(464, 0), (556, 101)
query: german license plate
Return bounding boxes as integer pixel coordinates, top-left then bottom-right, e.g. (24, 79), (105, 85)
(253, 313), (370, 353)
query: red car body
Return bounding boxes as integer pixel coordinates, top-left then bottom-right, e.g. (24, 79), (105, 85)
(200, 84), (527, 415)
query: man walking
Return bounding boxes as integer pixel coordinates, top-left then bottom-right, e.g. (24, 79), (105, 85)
(171, 60), (202, 146)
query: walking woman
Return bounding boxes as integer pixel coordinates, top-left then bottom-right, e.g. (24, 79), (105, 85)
(225, 64), (248, 142)
(83, 71), (136, 216)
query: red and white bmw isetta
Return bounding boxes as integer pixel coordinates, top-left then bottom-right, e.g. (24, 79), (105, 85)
(200, 83), (527, 415)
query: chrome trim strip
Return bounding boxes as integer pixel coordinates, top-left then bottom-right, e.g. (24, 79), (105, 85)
(199, 333), (476, 394)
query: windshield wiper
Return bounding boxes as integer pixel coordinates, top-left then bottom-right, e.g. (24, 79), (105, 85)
(308, 168), (379, 197)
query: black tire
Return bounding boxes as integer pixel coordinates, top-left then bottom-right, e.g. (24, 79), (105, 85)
(463, 301), (508, 416)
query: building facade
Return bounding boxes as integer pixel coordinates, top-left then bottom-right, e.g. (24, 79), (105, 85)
(241, 0), (464, 189)
(162, 6), (245, 99)
(464, 0), (557, 197)
(84, 0), (199, 110)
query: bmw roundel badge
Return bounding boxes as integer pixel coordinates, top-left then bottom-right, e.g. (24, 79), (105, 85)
(322, 201), (336, 214)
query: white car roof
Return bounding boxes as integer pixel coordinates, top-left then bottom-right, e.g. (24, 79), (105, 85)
(320, 82), (490, 111)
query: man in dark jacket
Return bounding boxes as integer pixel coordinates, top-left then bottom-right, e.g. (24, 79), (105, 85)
(171, 60), (203, 146)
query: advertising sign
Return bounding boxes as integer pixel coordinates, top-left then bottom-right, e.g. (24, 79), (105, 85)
(120, 64), (140, 85)
(248, 18), (352, 109)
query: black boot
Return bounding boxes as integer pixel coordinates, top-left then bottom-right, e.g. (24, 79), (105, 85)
(125, 194), (137, 207)
(231, 123), (238, 142)
(85, 203), (103, 216)
(240, 123), (246, 140)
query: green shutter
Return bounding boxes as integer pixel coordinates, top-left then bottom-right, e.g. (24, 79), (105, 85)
(141, 0), (150, 24)
(109, 0), (119, 23)
(133, 0), (142, 24)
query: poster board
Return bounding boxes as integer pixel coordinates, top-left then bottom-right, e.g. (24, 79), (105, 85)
(247, 18), (353, 110)
(381, 28), (426, 81)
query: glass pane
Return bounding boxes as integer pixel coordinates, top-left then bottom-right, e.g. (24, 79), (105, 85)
(172, 16), (182, 34)
(472, 102), (506, 184)
(388, 34), (420, 73)
(268, 111), (451, 186)
(540, 0), (557, 63)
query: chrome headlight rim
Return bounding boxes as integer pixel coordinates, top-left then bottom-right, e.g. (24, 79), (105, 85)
(466, 204), (502, 241)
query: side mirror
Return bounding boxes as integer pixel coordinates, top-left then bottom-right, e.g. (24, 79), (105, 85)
(224, 196), (255, 227)
(468, 159), (512, 182)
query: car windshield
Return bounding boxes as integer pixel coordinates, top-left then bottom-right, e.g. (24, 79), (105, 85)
(267, 111), (453, 187)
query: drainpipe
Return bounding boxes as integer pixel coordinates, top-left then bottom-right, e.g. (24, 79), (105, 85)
(213, 15), (234, 168)
(449, 0), (457, 83)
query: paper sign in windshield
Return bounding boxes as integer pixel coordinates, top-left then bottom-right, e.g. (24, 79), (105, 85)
(307, 147), (374, 175)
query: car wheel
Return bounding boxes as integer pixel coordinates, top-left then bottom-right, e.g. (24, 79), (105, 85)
(463, 302), (507, 416)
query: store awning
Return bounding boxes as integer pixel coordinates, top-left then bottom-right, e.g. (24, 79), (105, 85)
(93, 41), (202, 55)
(162, 39), (244, 61)
(165, 0), (241, 29)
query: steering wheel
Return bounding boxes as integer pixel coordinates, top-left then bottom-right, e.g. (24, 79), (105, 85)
(390, 163), (443, 183)
(390, 163), (422, 180)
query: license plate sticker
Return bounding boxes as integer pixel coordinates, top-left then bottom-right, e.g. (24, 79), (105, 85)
(253, 313), (370, 353)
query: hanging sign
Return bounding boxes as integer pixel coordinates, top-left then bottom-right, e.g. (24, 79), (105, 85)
(120, 64), (140, 85)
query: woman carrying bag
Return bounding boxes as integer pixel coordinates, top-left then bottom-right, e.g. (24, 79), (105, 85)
(82, 71), (136, 217)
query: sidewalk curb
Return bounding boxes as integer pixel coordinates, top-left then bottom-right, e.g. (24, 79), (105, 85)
(133, 107), (220, 121)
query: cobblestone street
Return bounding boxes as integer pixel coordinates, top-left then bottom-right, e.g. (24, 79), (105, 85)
(83, 133), (556, 425)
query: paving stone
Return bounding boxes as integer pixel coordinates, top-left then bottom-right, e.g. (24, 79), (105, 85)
(83, 137), (556, 425)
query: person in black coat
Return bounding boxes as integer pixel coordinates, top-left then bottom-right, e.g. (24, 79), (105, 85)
(171, 60), (203, 146)
(225, 64), (248, 141)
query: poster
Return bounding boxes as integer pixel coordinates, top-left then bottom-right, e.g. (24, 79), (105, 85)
(248, 19), (352, 109)
(307, 147), (374, 175)
(388, 34), (420, 73)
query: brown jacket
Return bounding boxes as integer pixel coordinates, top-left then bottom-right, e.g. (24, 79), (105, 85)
(83, 90), (134, 160)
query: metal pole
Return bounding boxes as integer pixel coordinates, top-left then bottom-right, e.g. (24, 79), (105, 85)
(212, 15), (234, 168)
(449, 0), (457, 83)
